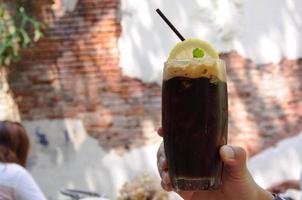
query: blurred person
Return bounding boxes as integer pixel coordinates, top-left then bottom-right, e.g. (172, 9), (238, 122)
(118, 173), (169, 200)
(0, 120), (47, 200)
(156, 128), (285, 200)
(267, 173), (301, 200)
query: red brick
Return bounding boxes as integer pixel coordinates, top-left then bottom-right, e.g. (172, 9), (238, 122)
(3, 1), (302, 155)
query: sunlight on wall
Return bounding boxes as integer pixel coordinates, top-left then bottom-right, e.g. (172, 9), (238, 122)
(258, 73), (290, 103)
(64, 119), (87, 151)
(241, 0), (302, 63)
(51, 0), (78, 17)
(119, 0), (302, 83)
(22, 119), (161, 200)
(0, 69), (20, 121)
(258, 37), (282, 64)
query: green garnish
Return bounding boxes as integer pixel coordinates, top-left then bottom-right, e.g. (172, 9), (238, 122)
(193, 48), (205, 58)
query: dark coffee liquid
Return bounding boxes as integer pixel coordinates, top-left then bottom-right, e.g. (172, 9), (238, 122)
(162, 76), (228, 190)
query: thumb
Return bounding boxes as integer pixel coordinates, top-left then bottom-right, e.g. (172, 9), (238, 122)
(220, 145), (248, 179)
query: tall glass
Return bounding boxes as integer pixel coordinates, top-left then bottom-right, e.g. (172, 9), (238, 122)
(162, 57), (228, 191)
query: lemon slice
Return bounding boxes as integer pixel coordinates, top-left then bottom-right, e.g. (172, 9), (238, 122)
(168, 38), (219, 60)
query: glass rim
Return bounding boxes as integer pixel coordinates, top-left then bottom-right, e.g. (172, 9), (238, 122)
(164, 58), (226, 65)
(163, 58), (227, 82)
(164, 58), (226, 69)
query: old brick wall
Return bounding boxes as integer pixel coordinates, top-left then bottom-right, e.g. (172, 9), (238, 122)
(222, 53), (302, 156)
(6, 0), (162, 152)
(4, 0), (302, 155)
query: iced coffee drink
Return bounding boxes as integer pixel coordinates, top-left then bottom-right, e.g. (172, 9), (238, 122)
(162, 39), (228, 191)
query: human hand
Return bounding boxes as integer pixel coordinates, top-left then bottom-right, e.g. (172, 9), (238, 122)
(267, 180), (301, 194)
(156, 128), (274, 200)
(267, 182), (289, 194)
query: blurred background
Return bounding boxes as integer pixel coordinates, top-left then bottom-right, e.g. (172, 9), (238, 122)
(0, 0), (302, 199)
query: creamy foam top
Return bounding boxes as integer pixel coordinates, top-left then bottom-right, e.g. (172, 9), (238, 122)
(164, 55), (226, 82)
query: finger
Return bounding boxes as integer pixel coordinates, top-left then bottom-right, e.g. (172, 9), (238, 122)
(220, 145), (248, 179)
(161, 171), (171, 185)
(161, 180), (172, 192)
(158, 155), (168, 170)
(266, 185), (279, 193)
(280, 186), (287, 193)
(157, 127), (163, 137)
(267, 188), (278, 193)
(157, 155), (168, 179)
(266, 187), (274, 193)
(157, 142), (165, 159)
(271, 186), (283, 194)
(178, 191), (194, 200)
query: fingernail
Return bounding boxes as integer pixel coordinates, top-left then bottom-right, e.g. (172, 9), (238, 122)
(159, 156), (168, 169)
(161, 181), (172, 192)
(159, 156), (164, 165)
(162, 171), (171, 185)
(222, 145), (235, 159)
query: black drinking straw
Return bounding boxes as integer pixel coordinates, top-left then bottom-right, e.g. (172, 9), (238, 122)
(156, 9), (185, 41)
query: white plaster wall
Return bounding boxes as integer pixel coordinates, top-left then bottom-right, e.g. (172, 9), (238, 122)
(0, 69), (20, 121)
(119, 0), (302, 83)
(22, 119), (163, 200)
(24, 118), (302, 200)
(51, 0), (78, 17)
(248, 131), (302, 199)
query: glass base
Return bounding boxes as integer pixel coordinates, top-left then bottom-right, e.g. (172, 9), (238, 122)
(172, 177), (221, 191)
